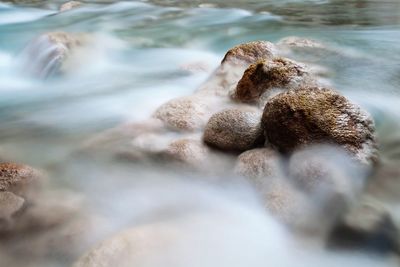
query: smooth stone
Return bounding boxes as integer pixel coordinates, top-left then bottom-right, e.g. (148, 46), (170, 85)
(261, 86), (378, 165)
(0, 191), (24, 222)
(153, 96), (212, 132)
(203, 108), (264, 151)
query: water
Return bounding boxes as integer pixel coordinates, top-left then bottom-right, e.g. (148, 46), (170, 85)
(0, 0), (400, 266)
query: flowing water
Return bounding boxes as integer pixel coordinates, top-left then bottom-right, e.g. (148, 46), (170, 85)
(0, 0), (400, 267)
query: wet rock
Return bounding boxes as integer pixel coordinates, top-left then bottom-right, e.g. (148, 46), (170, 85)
(160, 138), (210, 168)
(221, 41), (277, 65)
(195, 41), (277, 97)
(0, 192), (24, 222)
(277, 36), (326, 50)
(153, 96), (212, 132)
(0, 162), (42, 200)
(157, 138), (235, 173)
(18, 31), (88, 78)
(234, 148), (282, 181)
(261, 86), (378, 165)
(288, 145), (365, 198)
(233, 58), (315, 103)
(203, 108), (264, 151)
(328, 198), (399, 254)
(59, 1), (82, 12)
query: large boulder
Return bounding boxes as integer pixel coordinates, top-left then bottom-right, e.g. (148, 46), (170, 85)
(261, 86), (378, 165)
(233, 58), (315, 103)
(203, 108), (264, 151)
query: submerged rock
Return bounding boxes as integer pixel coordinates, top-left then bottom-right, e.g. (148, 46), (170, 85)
(153, 96), (211, 132)
(233, 58), (315, 103)
(203, 109), (264, 151)
(59, 1), (82, 12)
(234, 148), (282, 181)
(328, 198), (399, 254)
(261, 86), (378, 165)
(0, 162), (41, 200)
(277, 36), (326, 50)
(18, 31), (88, 78)
(0, 192), (24, 222)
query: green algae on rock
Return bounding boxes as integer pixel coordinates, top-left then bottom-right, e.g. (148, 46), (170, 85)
(261, 86), (378, 165)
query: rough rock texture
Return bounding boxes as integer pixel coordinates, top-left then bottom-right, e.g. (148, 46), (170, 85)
(234, 148), (282, 181)
(262, 86), (378, 165)
(19, 32), (87, 78)
(0, 163), (41, 199)
(233, 58), (315, 103)
(203, 109), (264, 151)
(153, 96), (211, 132)
(328, 198), (399, 254)
(221, 41), (277, 65)
(59, 1), (82, 12)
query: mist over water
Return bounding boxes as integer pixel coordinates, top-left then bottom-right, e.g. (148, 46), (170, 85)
(0, 0), (400, 267)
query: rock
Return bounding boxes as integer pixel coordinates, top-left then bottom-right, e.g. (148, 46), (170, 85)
(261, 86), (378, 165)
(203, 108), (264, 151)
(153, 96), (212, 132)
(195, 41), (277, 97)
(288, 145), (365, 198)
(233, 58), (315, 103)
(234, 148), (282, 182)
(18, 31), (88, 78)
(59, 1), (82, 12)
(221, 41), (277, 65)
(160, 138), (210, 168)
(0, 192), (24, 222)
(328, 198), (399, 254)
(0, 162), (41, 200)
(277, 36), (326, 50)
(157, 138), (235, 173)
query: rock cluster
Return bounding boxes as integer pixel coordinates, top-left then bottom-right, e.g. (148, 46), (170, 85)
(13, 33), (389, 264)
(79, 39), (380, 239)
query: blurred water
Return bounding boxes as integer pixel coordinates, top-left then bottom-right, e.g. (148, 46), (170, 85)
(0, 0), (400, 267)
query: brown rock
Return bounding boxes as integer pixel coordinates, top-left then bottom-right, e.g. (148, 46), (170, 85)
(0, 163), (41, 199)
(203, 109), (264, 151)
(261, 86), (378, 165)
(233, 58), (315, 103)
(59, 1), (82, 12)
(221, 41), (276, 65)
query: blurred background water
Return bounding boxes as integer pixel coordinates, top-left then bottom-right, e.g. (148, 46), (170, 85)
(0, 1), (400, 267)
